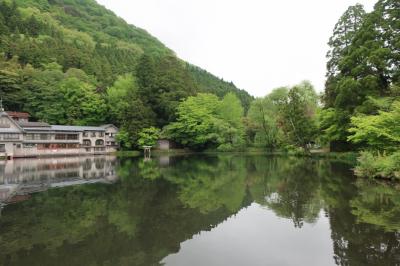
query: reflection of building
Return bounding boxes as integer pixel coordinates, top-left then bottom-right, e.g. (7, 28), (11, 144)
(0, 156), (118, 204)
(0, 111), (119, 159)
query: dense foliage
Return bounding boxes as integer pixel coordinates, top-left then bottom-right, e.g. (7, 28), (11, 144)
(320, 0), (400, 179)
(321, 0), (399, 151)
(165, 93), (245, 151)
(0, 0), (252, 148)
(245, 81), (319, 151)
(137, 127), (160, 147)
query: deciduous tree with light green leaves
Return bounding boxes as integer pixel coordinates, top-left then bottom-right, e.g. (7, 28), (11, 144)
(138, 127), (161, 147)
(279, 81), (319, 148)
(25, 62), (106, 125)
(348, 100), (400, 151)
(106, 74), (156, 148)
(247, 91), (284, 149)
(165, 93), (245, 150)
(348, 99), (400, 179)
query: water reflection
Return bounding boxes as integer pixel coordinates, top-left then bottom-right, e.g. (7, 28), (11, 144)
(0, 155), (399, 265)
(0, 156), (118, 205)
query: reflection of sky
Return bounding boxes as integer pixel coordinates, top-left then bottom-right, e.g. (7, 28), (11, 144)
(162, 203), (334, 266)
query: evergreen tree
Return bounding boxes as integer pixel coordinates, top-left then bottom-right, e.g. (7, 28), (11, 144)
(324, 4), (366, 108)
(280, 83), (318, 148)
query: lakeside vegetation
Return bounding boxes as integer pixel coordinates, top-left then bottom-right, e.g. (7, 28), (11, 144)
(0, 0), (399, 180)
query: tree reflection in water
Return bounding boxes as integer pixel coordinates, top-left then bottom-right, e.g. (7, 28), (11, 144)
(0, 155), (398, 265)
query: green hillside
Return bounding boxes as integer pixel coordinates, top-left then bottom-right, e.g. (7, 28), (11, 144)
(0, 0), (252, 133)
(188, 64), (252, 112)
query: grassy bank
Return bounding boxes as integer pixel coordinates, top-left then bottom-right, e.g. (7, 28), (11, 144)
(354, 151), (400, 181)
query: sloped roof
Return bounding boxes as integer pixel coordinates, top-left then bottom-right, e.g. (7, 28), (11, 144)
(18, 121), (50, 128)
(100, 124), (118, 129)
(0, 112), (24, 132)
(23, 127), (53, 132)
(6, 111), (30, 118)
(0, 128), (22, 133)
(51, 125), (105, 132)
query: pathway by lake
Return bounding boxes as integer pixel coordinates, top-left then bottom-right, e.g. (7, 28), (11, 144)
(0, 154), (398, 265)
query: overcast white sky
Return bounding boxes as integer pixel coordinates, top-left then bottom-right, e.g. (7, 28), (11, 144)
(96, 0), (375, 97)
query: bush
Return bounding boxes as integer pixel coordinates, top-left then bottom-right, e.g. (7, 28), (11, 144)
(216, 143), (236, 152)
(282, 145), (307, 156)
(355, 151), (400, 180)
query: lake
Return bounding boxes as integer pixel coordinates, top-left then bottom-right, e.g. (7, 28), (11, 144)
(0, 154), (399, 266)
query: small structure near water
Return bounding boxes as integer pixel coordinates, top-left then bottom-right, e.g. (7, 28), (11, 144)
(156, 139), (180, 151)
(157, 139), (170, 150)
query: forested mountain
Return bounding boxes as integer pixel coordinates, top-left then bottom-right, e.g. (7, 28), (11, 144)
(187, 64), (252, 112)
(0, 0), (252, 142)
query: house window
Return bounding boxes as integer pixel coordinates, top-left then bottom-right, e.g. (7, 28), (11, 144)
(55, 134), (77, 140)
(4, 134), (19, 140)
(26, 134), (50, 140)
(99, 132), (104, 137)
(83, 139), (91, 146)
(40, 134), (50, 140)
(95, 139), (104, 146)
(83, 132), (89, 137)
(0, 144), (5, 152)
(55, 134), (66, 140)
(91, 132), (96, 137)
(23, 143), (35, 148)
(67, 134), (78, 140)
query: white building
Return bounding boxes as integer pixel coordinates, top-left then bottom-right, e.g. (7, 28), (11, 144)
(0, 111), (119, 159)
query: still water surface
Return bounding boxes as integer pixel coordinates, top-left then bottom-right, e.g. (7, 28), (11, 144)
(0, 154), (399, 265)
